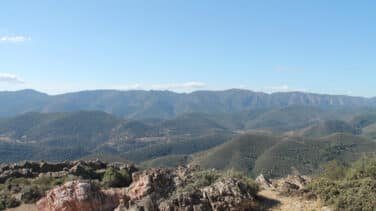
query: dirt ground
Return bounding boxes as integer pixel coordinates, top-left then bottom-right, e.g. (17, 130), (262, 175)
(258, 189), (331, 211)
(6, 204), (38, 211)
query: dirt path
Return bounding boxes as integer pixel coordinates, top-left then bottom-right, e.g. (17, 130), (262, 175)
(6, 204), (38, 211)
(258, 189), (330, 211)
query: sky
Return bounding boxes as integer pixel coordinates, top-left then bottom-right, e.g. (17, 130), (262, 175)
(0, 0), (375, 96)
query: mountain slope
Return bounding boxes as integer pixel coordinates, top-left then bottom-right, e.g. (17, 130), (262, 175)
(190, 133), (279, 175)
(0, 111), (120, 146)
(295, 120), (360, 138)
(350, 113), (376, 128)
(0, 111), (234, 163)
(0, 90), (49, 117)
(362, 123), (376, 140)
(191, 133), (376, 178)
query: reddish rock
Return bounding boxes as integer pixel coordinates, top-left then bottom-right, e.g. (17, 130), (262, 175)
(37, 166), (260, 211)
(37, 181), (126, 211)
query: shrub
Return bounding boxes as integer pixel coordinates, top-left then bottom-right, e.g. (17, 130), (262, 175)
(102, 168), (131, 188)
(176, 169), (260, 197)
(0, 195), (21, 210)
(21, 186), (43, 203)
(177, 170), (221, 193)
(5, 177), (31, 194)
(319, 160), (346, 180)
(308, 155), (376, 211)
(334, 178), (376, 211)
(346, 155), (376, 180)
(224, 170), (260, 195)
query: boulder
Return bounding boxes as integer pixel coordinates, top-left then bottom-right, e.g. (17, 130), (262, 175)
(39, 162), (71, 173)
(126, 168), (174, 200)
(255, 174), (273, 189)
(274, 175), (311, 196)
(200, 178), (258, 210)
(85, 160), (108, 171)
(18, 161), (41, 172)
(38, 171), (69, 178)
(69, 163), (98, 179)
(0, 168), (33, 183)
(37, 180), (125, 211)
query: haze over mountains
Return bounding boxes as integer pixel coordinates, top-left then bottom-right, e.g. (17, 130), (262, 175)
(1, 89), (376, 118)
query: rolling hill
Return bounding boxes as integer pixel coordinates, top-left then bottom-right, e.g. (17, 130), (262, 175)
(295, 120), (360, 138)
(190, 133), (279, 174)
(0, 111), (120, 147)
(362, 123), (376, 140)
(190, 133), (376, 178)
(0, 111), (234, 163)
(350, 112), (376, 128)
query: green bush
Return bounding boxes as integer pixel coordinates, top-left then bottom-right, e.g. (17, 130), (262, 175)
(308, 155), (376, 211)
(0, 195), (21, 210)
(319, 160), (346, 180)
(5, 177), (31, 194)
(346, 155), (376, 180)
(21, 186), (43, 203)
(224, 170), (260, 195)
(102, 168), (131, 188)
(177, 170), (221, 193)
(177, 169), (259, 196)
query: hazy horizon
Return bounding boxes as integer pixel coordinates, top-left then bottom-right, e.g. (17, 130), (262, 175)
(2, 87), (375, 99)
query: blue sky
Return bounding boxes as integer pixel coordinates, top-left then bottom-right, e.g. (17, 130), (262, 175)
(0, 0), (375, 96)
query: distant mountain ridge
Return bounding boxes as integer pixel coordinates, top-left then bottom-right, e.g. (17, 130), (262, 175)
(0, 89), (374, 118)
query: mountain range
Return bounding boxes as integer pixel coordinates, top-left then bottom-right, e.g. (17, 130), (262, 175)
(0, 89), (376, 179)
(1, 89), (376, 118)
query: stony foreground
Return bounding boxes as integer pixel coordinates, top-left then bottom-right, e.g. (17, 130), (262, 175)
(37, 166), (260, 211)
(0, 161), (262, 211)
(0, 160), (328, 211)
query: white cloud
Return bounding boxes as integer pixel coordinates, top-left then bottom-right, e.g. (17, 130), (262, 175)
(109, 84), (143, 90)
(0, 73), (24, 83)
(40, 82), (207, 94)
(264, 84), (290, 92)
(262, 85), (307, 93)
(0, 36), (30, 43)
(109, 81), (207, 92)
(106, 82), (206, 92)
(151, 81), (207, 90)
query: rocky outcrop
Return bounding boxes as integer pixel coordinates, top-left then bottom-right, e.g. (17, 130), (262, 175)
(37, 181), (125, 211)
(192, 177), (258, 210)
(274, 175), (311, 196)
(0, 160), (137, 182)
(0, 168), (34, 183)
(255, 174), (273, 189)
(0, 160), (137, 210)
(255, 174), (316, 200)
(37, 166), (260, 211)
